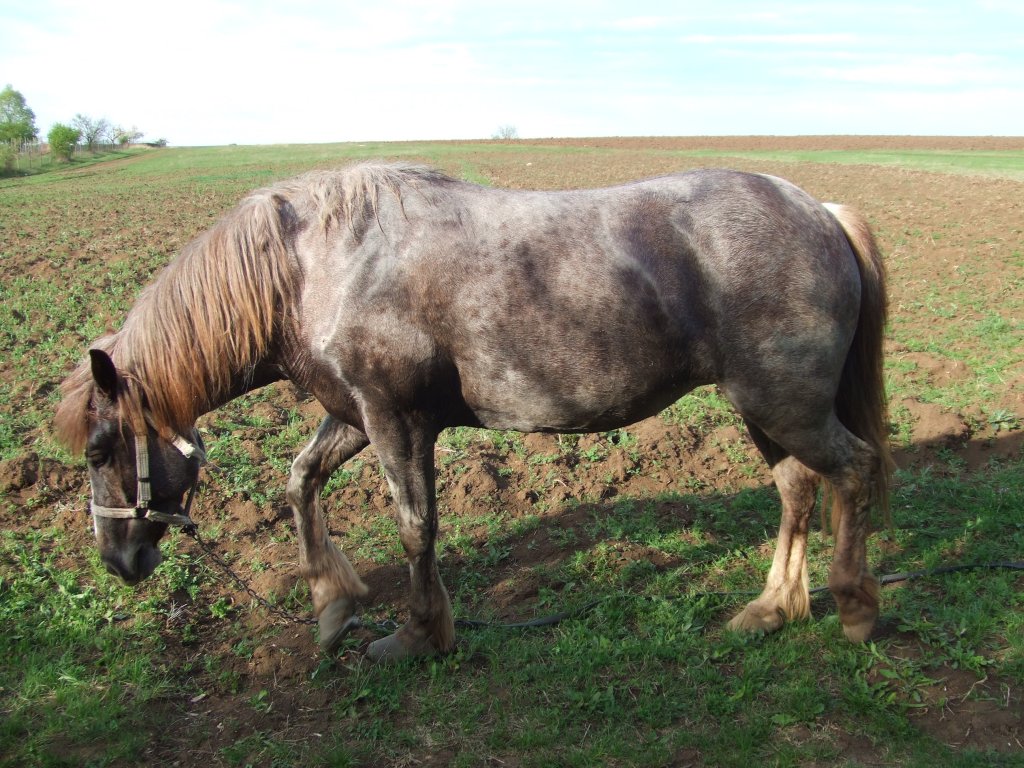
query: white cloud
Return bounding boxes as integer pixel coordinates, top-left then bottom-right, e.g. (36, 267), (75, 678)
(681, 33), (859, 45)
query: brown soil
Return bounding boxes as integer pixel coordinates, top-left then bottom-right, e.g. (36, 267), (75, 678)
(2, 136), (1022, 765)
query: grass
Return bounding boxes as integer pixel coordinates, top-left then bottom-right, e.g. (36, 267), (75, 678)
(0, 528), (193, 766)
(0, 140), (1021, 766)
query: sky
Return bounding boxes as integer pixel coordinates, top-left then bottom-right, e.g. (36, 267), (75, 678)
(2, 1), (1022, 146)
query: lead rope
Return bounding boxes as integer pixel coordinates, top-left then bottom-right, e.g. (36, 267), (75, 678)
(183, 525), (317, 626)
(184, 526), (406, 635)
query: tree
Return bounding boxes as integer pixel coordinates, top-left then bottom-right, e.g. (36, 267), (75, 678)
(114, 125), (143, 146)
(72, 114), (111, 151)
(48, 123), (81, 161)
(492, 124), (519, 141)
(0, 85), (38, 147)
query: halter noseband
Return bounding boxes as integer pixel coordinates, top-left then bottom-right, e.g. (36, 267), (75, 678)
(90, 415), (206, 530)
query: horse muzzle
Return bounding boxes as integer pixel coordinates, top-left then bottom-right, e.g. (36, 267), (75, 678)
(100, 539), (163, 585)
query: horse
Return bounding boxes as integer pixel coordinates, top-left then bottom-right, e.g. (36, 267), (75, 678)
(55, 162), (892, 661)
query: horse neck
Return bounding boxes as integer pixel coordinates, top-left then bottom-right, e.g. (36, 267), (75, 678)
(217, 360), (287, 407)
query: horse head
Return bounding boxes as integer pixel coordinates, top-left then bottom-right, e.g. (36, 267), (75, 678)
(84, 349), (204, 584)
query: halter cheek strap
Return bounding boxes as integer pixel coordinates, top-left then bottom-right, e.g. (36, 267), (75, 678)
(90, 419), (205, 529)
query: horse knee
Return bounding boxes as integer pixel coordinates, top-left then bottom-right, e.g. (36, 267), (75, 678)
(285, 464), (307, 509)
(398, 523), (434, 561)
(286, 439), (322, 503)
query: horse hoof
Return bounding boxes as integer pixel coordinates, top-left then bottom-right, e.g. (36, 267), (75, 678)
(366, 630), (438, 663)
(835, 576), (880, 643)
(839, 606), (877, 643)
(727, 601), (785, 635)
(318, 599), (361, 654)
(841, 620), (874, 643)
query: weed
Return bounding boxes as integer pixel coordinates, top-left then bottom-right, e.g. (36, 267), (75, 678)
(210, 595), (234, 619)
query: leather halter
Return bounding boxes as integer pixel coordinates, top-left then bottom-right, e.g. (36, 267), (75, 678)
(90, 415), (206, 529)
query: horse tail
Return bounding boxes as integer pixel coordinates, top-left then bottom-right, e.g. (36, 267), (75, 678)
(824, 203), (893, 525)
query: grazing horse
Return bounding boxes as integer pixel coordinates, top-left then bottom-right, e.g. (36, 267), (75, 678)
(56, 162), (891, 661)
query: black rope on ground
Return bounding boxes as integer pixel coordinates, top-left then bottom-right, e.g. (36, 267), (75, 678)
(451, 560), (1024, 631)
(455, 600), (603, 630)
(811, 560), (1024, 595)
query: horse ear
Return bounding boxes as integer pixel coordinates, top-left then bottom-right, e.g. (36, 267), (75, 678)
(89, 349), (120, 401)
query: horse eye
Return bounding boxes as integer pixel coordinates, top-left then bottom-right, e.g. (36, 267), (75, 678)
(87, 449), (109, 467)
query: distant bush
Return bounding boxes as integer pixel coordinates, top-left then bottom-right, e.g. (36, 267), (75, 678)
(48, 123), (81, 161)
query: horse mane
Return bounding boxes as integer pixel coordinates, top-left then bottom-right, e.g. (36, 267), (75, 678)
(55, 161), (451, 453)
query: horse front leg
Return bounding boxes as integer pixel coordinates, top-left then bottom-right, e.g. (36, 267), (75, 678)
(363, 416), (454, 662)
(285, 415), (370, 653)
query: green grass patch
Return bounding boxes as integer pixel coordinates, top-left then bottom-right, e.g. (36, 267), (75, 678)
(0, 530), (182, 766)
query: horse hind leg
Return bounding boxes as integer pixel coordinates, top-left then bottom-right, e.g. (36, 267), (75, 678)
(730, 413), (882, 642)
(783, 416), (881, 642)
(824, 442), (882, 642)
(728, 425), (819, 634)
(285, 416), (370, 653)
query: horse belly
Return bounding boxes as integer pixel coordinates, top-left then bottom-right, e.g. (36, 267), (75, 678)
(442, 247), (710, 432)
(454, 330), (698, 433)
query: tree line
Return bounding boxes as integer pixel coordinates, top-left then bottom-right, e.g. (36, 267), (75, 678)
(1, 84), (161, 170)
